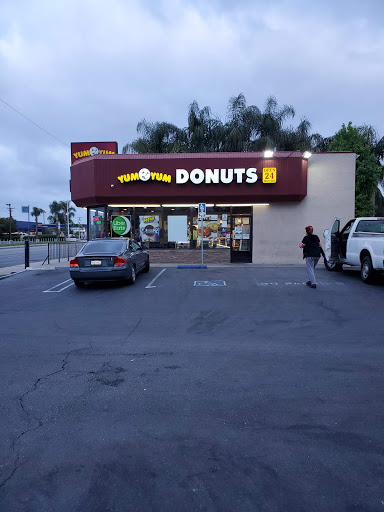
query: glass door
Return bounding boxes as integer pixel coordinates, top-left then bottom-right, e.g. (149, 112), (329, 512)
(230, 215), (252, 263)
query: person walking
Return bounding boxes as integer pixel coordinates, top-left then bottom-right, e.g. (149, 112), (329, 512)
(300, 226), (325, 288)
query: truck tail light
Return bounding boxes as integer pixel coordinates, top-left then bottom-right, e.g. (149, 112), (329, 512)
(114, 256), (127, 266)
(70, 257), (79, 267)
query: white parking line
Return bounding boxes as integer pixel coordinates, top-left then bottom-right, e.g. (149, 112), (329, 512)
(145, 268), (167, 289)
(43, 279), (74, 293)
(255, 281), (345, 287)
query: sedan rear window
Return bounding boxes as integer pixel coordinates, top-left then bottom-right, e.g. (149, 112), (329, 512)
(82, 240), (125, 254)
(355, 220), (384, 233)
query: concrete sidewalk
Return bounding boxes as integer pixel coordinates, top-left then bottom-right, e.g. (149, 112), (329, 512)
(1, 260), (305, 278)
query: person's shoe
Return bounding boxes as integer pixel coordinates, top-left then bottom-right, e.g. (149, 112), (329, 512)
(306, 281), (311, 286)
(310, 284), (317, 288)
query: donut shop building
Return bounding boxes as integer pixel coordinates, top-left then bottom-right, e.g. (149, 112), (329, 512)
(70, 143), (356, 264)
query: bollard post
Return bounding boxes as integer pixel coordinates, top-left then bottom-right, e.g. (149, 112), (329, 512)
(25, 239), (30, 269)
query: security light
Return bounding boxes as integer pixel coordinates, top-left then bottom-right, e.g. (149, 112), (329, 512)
(302, 151), (312, 159)
(264, 150), (274, 158)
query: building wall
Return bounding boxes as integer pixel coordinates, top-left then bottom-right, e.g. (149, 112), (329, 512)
(252, 153), (356, 264)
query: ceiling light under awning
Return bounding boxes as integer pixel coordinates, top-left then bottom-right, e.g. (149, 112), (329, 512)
(108, 204), (161, 207)
(215, 203), (270, 207)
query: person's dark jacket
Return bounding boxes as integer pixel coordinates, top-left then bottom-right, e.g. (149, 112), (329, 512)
(301, 234), (325, 258)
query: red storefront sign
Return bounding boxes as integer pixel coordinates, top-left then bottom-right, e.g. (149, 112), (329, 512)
(70, 152), (307, 206)
(71, 142), (118, 164)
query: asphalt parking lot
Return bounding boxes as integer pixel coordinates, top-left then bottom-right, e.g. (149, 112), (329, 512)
(0, 265), (383, 512)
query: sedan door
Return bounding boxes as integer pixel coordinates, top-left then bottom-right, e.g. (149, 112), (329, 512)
(131, 240), (146, 270)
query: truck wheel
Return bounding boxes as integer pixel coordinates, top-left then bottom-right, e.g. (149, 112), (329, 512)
(324, 259), (343, 272)
(361, 256), (376, 284)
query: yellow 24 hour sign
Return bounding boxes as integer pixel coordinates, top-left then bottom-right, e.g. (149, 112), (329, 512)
(262, 168), (277, 183)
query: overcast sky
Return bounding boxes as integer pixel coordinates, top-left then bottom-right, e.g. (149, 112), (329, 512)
(1, 0), (383, 224)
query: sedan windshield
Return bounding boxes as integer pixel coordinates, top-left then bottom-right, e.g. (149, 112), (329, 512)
(81, 240), (125, 255)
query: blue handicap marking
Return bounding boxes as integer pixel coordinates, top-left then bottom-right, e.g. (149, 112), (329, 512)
(194, 280), (226, 287)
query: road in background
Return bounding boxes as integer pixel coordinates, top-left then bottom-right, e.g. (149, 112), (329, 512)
(0, 244), (48, 267)
(0, 266), (383, 511)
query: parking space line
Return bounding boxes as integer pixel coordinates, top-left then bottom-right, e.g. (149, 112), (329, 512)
(145, 268), (167, 289)
(43, 279), (74, 293)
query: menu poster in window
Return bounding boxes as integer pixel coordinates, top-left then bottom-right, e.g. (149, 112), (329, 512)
(139, 215), (160, 242)
(198, 215), (218, 241)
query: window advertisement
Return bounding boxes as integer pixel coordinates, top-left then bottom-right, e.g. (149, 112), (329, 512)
(139, 215), (160, 242)
(168, 216), (188, 242)
(198, 215), (218, 241)
(111, 215), (131, 237)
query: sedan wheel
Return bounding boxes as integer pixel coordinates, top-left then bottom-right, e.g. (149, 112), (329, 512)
(128, 265), (136, 285)
(142, 257), (150, 273)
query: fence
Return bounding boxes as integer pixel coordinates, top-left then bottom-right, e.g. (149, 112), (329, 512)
(43, 241), (87, 264)
(0, 238), (70, 245)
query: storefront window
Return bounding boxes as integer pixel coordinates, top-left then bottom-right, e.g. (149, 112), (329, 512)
(88, 207), (106, 239)
(101, 205), (250, 250)
(232, 216), (251, 252)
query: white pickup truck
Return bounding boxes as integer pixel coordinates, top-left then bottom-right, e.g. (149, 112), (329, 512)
(324, 217), (384, 283)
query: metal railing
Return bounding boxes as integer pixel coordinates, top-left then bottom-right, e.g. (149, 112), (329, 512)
(43, 241), (87, 264)
(0, 238), (77, 245)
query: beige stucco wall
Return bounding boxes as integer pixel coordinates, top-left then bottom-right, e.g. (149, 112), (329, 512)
(252, 153), (356, 264)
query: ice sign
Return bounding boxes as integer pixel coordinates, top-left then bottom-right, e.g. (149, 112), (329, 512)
(198, 203), (206, 219)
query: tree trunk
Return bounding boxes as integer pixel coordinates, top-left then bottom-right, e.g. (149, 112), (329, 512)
(55, 213), (59, 239)
(35, 217), (38, 241)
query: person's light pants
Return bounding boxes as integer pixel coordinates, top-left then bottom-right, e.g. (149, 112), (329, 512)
(306, 256), (320, 285)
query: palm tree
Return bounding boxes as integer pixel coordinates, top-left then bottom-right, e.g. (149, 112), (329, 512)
(223, 93), (261, 152)
(187, 101), (225, 152)
(60, 201), (76, 238)
(31, 207), (45, 240)
(48, 201), (65, 239)
(123, 120), (188, 154)
(122, 94), (322, 155)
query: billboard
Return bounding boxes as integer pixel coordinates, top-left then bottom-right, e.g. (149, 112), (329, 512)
(71, 141), (118, 164)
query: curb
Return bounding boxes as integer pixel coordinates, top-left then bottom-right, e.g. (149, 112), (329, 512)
(0, 269), (28, 280)
(177, 264), (207, 269)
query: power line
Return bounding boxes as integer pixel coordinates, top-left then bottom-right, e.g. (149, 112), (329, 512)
(0, 97), (70, 148)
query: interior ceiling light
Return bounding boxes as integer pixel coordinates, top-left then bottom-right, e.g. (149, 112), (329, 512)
(264, 150), (274, 158)
(108, 204), (161, 207)
(162, 204), (214, 207)
(302, 151), (312, 159)
(215, 203), (270, 207)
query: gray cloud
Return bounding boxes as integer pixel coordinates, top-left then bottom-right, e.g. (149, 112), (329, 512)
(1, 0), (383, 221)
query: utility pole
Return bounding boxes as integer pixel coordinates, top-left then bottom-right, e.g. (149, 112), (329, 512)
(78, 217), (82, 239)
(66, 200), (70, 239)
(5, 203), (14, 243)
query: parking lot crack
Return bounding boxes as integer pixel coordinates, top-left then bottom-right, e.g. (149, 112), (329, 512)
(91, 318), (142, 380)
(0, 337), (93, 490)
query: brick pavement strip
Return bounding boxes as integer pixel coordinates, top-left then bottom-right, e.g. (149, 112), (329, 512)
(147, 248), (230, 264)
